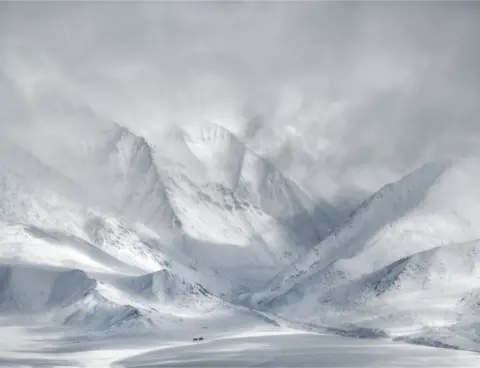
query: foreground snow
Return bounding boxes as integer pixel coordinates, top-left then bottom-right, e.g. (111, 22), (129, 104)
(117, 332), (480, 368)
(1, 321), (479, 368)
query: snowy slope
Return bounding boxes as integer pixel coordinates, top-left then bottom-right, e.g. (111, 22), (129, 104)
(0, 217), (252, 337)
(250, 158), (480, 350)
(83, 121), (332, 289)
(0, 262), (154, 334)
(289, 240), (480, 325)
(135, 121), (342, 289)
(4, 114), (480, 355)
(266, 239), (480, 351)
(94, 125), (183, 236)
(0, 262), (182, 334)
(9, 119), (332, 290)
(180, 121), (334, 243)
(0, 136), (175, 275)
(260, 160), (480, 303)
(0, 134), (234, 336)
(0, 136), (95, 235)
(0, 122), (320, 340)
(115, 268), (219, 312)
(0, 214), (247, 335)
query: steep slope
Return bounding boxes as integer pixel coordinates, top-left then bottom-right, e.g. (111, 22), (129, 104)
(0, 222), (142, 274)
(0, 263), (166, 335)
(0, 136), (94, 235)
(309, 239), (480, 322)
(3, 123), (307, 294)
(8, 117), (182, 240)
(237, 151), (325, 244)
(120, 122), (342, 291)
(259, 158), (480, 310)
(109, 121), (336, 289)
(94, 126), (182, 236)
(116, 269), (218, 310)
(241, 116), (357, 223)
(182, 122), (246, 189)
(0, 265), (96, 314)
(0, 129), (285, 335)
(162, 121), (334, 247)
(0, 136), (179, 277)
(10, 119), (330, 288)
(276, 240), (480, 350)
(0, 135), (235, 331)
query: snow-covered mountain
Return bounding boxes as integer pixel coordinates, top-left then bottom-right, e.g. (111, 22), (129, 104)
(267, 239), (480, 350)
(252, 158), (480, 349)
(0, 115), (338, 340)
(0, 132), (213, 336)
(3, 113), (480, 353)
(159, 121), (335, 243)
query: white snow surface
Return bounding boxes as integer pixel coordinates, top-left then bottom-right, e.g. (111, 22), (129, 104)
(252, 158), (480, 351)
(2, 120), (480, 365)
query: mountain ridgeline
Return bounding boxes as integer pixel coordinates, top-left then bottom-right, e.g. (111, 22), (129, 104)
(1, 119), (480, 351)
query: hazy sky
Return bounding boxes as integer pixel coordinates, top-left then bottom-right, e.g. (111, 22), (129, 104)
(1, 1), (479, 198)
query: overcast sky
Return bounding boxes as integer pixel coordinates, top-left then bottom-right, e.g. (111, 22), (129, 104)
(1, 1), (479, 198)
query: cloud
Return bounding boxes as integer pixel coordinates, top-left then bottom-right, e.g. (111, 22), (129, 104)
(0, 1), (479, 199)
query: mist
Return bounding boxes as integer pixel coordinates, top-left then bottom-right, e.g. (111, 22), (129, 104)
(1, 1), (479, 203)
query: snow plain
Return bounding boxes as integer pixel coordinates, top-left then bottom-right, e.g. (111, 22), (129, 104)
(2, 321), (480, 368)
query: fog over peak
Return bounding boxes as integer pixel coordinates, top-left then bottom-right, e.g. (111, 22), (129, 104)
(1, 1), (479, 201)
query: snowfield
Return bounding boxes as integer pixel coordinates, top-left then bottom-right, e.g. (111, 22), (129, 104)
(1, 118), (480, 366)
(2, 322), (480, 368)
